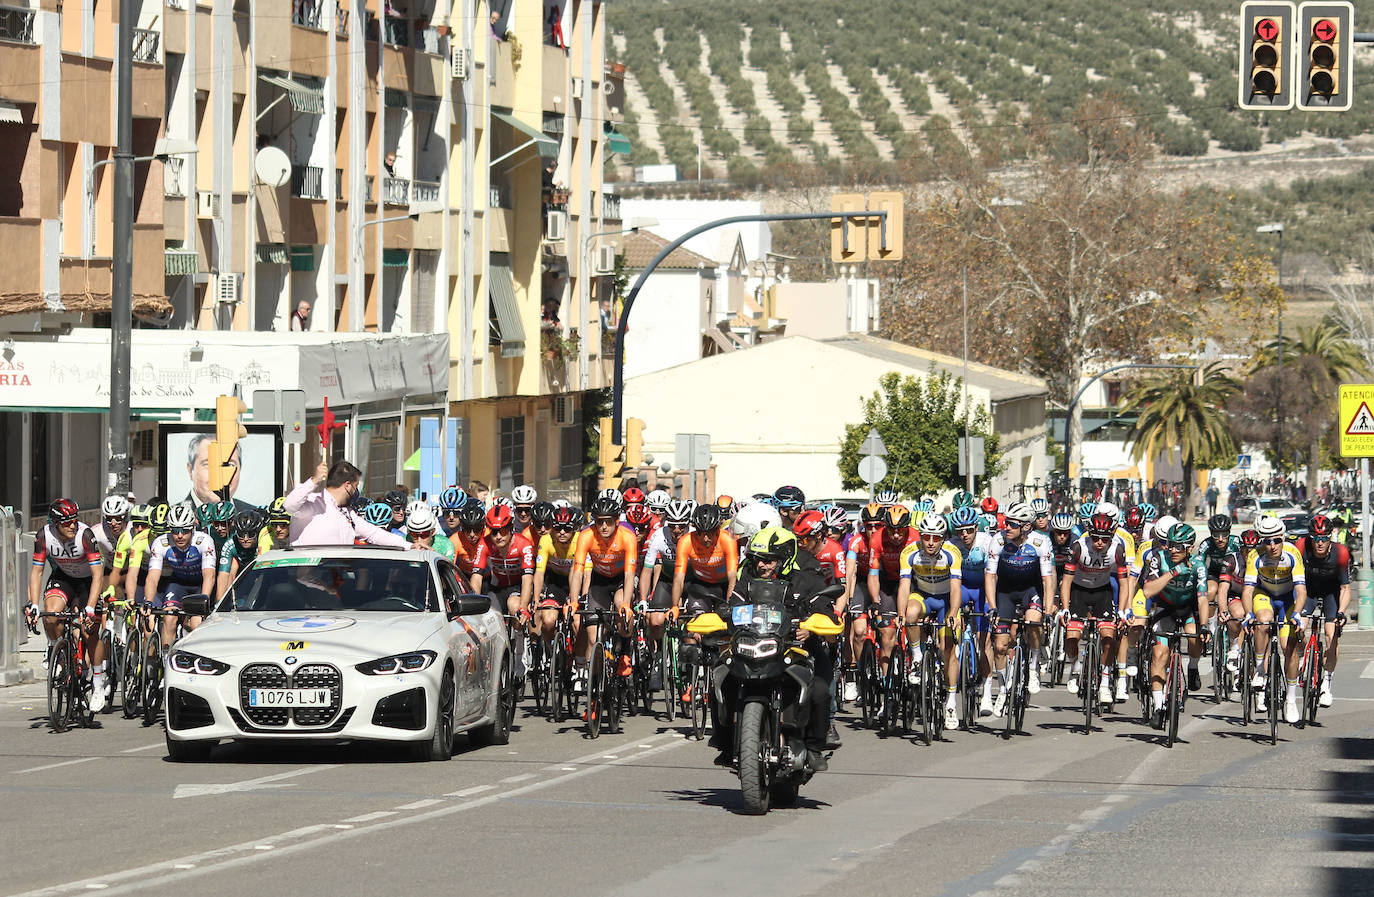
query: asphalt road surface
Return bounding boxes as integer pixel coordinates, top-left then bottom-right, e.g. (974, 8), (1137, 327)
(3, 634), (1374, 897)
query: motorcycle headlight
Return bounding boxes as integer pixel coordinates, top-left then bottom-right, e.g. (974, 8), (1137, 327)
(354, 650), (438, 676)
(168, 651), (230, 676)
(736, 637), (779, 659)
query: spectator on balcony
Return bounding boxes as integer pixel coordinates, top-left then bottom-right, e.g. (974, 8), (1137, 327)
(384, 152), (397, 178)
(599, 298), (617, 333)
(489, 10), (505, 40)
(547, 4), (567, 49)
(291, 299), (312, 332)
(541, 298), (560, 331)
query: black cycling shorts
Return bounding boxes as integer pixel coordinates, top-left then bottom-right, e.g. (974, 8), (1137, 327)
(583, 571), (625, 612)
(1069, 584), (1115, 622)
(43, 573), (94, 610)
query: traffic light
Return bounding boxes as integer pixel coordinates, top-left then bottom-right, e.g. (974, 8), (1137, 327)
(830, 193), (866, 264)
(625, 417), (645, 469)
(209, 394), (247, 496)
(867, 192), (903, 262)
(1238, 2), (1295, 111)
(1297, 2), (1353, 111)
(599, 415), (624, 491)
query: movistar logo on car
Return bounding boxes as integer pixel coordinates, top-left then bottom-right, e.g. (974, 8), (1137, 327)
(257, 615), (357, 634)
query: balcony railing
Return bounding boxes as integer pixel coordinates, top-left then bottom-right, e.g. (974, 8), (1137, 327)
(383, 14), (409, 47)
(602, 191), (621, 220)
(365, 174), (374, 202)
(489, 183), (510, 209)
(0, 5), (36, 44)
(335, 2), (349, 38)
(291, 164), (325, 199)
(292, 0), (322, 29)
(164, 156), (186, 197)
(382, 176), (409, 205)
(132, 28), (160, 63)
(411, 179), (440, 205)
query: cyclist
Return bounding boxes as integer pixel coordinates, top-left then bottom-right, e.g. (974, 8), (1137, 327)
(948, 505), (997, 714)
(875, 487), (899, 508)
(436, 486), (468, 537)
(896, 514), (962, 729)
(532, 504), (580, 652)
(646, 489), (671, 524)
(670, 504), (739, 617)
(1201, 514), (1245, 678)
(481, 502), (535, 622)
(980, 497), (1003, 532)
(451, 500), (489, 592)
(986, 501), (1053, 713)
(822, 505), (852, 546)
(1240, 515), (1307, 721)
(29, 499), (108, 711)
(1137, 503), (1159, 543)
(123, 502), (169, 606)
(511, 484), (538, 536)
(1118, 514), (1176, 701)
(773, 485), (806, 529)
(624, 503), (657, 572)
(1060, 512), (1126, 705)
(265, 497), (292, 549)
(1075, 501), (1098, 538)
(216, 508), (272, 597)
(865, 504), (919, 681)
(91, 495), (130, 594)
(143, 503), (217, 649)
(204, 500), (234, 554)
(406, 503), (456, 561)
(1030, 498), (1051, 534)
(637, 500), (692, 689)
(1124, 506), (1147, 548)
(112, 502), (152, 606)
(529, 501), (557, 547)
(1140, 522), (1206, 729)
(1295, 515), (1349, 708)
(382, 489), (409, 535)
(571, 496), (639, 691)
(1049, 512), (1076, 584)
(793, 510), (847, 588)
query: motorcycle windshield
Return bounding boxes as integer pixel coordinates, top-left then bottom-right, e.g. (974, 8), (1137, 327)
(731, 581), (788, 635)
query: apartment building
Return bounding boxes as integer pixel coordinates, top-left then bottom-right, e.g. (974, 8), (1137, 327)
(0, 0), (629, 520)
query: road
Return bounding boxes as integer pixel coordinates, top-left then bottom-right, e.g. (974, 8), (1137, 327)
(2, 635), (1373, 897)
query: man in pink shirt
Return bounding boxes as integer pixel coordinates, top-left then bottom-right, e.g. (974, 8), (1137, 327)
(285, 460), (410, 549)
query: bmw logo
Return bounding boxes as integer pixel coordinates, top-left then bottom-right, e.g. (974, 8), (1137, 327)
(284, 655), (298, 666)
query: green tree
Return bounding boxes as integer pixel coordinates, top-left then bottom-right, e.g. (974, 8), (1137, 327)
(837, 369), (1004, 498)
(1121, 362), (1239, 495)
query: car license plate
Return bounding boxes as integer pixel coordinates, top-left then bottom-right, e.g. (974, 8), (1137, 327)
(247, 688), (330, 707)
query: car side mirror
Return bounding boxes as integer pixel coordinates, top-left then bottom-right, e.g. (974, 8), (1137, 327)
(449, 593), (493, 619)
(181, 594), (211, 617)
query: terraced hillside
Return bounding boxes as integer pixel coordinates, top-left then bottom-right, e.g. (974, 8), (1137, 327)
(607, 0), (1374, 180)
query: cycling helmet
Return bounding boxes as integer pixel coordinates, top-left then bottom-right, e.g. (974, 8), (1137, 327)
(665, 499), (695, 524)
(1207, 514), (1233, 535)
(130, 503), (152, 526)
(621, 486), (646, 506)
(1087, 512), (1116, 537)
(1049, 512), (1075, 532)
(1241, 528), (1260, 549)
(450, 500), (480, 529)
(1254, 515), (1286, 539)
(715, 494), (737, 515)
(914, 498), (935, 513)
(531, 501), (556, 526)
(211, 500), (235, 523)
(952, 490), (977, 509)
(1164, 522), (1196, 548)
(730, 502), (781, 541)
(951, 506), (980, 529)
(510, 484), (538, 507)
(1004, 501), (1034, 525)
(1310, 515), (1334, 537)
(625, 504), (654, 527)
(1077, 501), (1097, 525)
(407, 504), (438, 534)
(491, 496), (514, 511)
(47, 498), (80, 525)
(1029, 498), (1050, 516)
(363, 503), (394, 528)
(266, 495), (290, 522)
(980, 497), (999, 514)
(918, 514), (948, 537)
(822, 506), (849, 530)
(597, 488), (625, 509)
(383, 490), (408, 511)
(792, 509), (826, 539)
(1097, 502), (1120, 525)
(438, 486), (467, 511)
(486, 504), (515, 530)
(167, 503), (197, 531)
(1153, 515), (1178, 542)
(691, 504), (723, 532)
(1137, 502), (1158, 522)
(101, 495), (131, 519)
(195, 503), (214, 527)
(881, 504), (911, 530)
(773, 485), (805, 509)
(232, 508), (267, 538)
(551, 506), (580, 528)
(551, 499), (572, 509)
(405, 499), (430, 521)
(875, 487), (898, 506)
(1124, 507), (1145, 531)
(148, 502), (171, 535)
(747, 526), (798, 572)
(646, 489), (670, 513)
(861, 502), (885, 525)
(589, 497), (621, 520)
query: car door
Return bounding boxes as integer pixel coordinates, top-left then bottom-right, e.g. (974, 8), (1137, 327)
(437, 562), (480, 721)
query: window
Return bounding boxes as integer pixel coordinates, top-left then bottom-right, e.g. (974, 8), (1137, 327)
(498, 415), (525, 493)
(559, 409), (582, 482)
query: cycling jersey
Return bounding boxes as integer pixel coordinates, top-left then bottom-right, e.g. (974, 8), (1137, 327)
(864, 528), (919, 582)
(1142, 551), (1206, 610)
(575, 527), (638, 579)
(673, 531), (736, 584)
(1200, 534), (1242, 580)
(452, 532), (486, 579)
(32, 523), (101, 580)
(536, 534), (578, 581)
(1296, 537), (1350, 599)
(846, 531), (875, 577)
(811, 537), (848, 585)
(1050, 535), (1075, 576)
(117, 529), (156, 589)
(147, 532), (217, 586)
(1064, 535), (1127, 590)
(91, 521), (122, 571)
(898, 542), (963, 597)
(216, 531), (275, 574)
(1129, 538), (1158, 579)
(986, 533), (1053, 590)
(411, 532), (456, 563)
(1243, 542), (1305, 596)
(957, 531), (993, 586)
(642, 526), (680, 572)
(483, 534), (535, 588)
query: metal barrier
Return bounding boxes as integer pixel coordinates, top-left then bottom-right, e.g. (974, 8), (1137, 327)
(0, 508), (34, 685)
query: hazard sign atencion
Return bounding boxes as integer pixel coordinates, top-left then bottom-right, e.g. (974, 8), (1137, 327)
(1338, 384), (1374, 457)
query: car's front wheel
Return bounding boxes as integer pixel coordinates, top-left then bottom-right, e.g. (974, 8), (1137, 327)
(470, 656), (513, 747)
(414, 667), (456, 762)
(165, 732), (214, 763)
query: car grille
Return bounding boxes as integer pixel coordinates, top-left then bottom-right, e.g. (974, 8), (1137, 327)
(237, 662), (344, 728)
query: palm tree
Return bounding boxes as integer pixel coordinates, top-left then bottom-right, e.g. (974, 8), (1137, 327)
(1122, 362), (1240, 497)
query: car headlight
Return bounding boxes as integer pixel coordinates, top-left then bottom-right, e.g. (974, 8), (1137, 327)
(168, 651), (230, 676)
(354, 650), (438, 676)
(736, 637), (779, 660)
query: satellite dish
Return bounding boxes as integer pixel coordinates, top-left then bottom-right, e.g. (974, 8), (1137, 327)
(253, 146), (291, 188)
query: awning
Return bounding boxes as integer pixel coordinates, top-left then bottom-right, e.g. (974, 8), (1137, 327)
(165, 248), (199, 276)
(488, 261), (525, 358)
(382, 248), (409, 267)
(490, 108), (558, 159)
(606, 127), (632, 155)
(0, 101), (22, 124)
(256, 244), (288, 265)
(258, 74), (325, 115)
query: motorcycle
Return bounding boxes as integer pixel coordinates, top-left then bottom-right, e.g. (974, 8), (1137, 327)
(688, 583), (844, 815)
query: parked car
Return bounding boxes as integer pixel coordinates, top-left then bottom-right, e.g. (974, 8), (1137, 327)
(1233, 495), (1305, 525)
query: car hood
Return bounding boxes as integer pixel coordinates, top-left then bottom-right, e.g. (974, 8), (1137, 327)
(177, 612), (447, 664)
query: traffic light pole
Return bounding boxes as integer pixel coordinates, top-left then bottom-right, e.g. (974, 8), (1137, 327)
(610, 211), (884, 444)
(108, 0), (135, 496)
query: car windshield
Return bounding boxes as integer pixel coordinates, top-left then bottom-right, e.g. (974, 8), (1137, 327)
(1260, 499), (1292, 510)
(221, 556), (435, 613)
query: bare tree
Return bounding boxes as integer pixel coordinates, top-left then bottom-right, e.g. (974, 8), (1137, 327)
(1328, 237), (1374, 372)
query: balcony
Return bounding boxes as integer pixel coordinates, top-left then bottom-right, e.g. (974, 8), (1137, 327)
(602, 191), (621, 221)
(164, 156), (186, 197)
(133, 28), (160, 63)
(292, 0), (323, 29)
(489, 183), (510, 209)
(335, 2), (349, 38)
(291, 164), (325, 200)
(383, 14), (409, 47)
(417, 24), (441, 55)
(411, 179), (440, 205)
(0, 4), (36, 44)
(382, 176), (409, 205)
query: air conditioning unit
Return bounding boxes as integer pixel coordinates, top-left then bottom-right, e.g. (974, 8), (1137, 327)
(545, 210), (567, 242)
(595, 245), (615, 274)
(196, 190), (219, 219)
(215, 272), (242, 305)
(552, 395), (575, 427)
(450, 46), (470, 80)
(570, 77), (584, 99)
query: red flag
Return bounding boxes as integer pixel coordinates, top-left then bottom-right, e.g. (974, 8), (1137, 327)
(316, 396), (346, 450)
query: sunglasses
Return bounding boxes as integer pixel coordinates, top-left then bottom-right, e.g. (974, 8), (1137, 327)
(1166, 541), (1191, 550)
(1261, 537), (1284, 546)
(554, 524), (576, 533)
(1312, 535), (1331, 543)
(171, 527), (195, 535)
(443, 509), (462, 516)
(1088, 534), (1111, 543)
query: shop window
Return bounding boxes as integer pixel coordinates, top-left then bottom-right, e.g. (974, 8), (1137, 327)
(498, 415), (525, 492)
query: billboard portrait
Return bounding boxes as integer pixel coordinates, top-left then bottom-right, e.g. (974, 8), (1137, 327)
(159, 424), (284, 513)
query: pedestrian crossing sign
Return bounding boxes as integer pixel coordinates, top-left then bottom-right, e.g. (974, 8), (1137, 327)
(1339, 384), (1374, 456)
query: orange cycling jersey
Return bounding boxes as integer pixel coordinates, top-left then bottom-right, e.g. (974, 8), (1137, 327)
(574, 527), (638, 578)
(674, 531), (739, 585)
(451, 532), (485, 577)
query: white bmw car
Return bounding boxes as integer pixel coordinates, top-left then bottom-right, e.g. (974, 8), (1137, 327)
(163, 546), (514, 762)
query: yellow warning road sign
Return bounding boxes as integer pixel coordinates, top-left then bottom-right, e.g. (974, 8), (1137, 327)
(1339, 384), (1374, 457)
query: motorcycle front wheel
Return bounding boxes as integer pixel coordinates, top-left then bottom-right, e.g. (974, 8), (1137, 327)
(737, 701), (772, 816)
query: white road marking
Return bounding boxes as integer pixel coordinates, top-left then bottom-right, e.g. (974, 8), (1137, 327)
(13, 757), (98, 775)
(1359, 661), (1374, 678)
(119, 743), (164, 753)
(172, 764), (338, 799)
(340, 811), (396, 823)
(395, 798), (442, 810)
(445, 784), (494, 797)
(498, 773), (535, 783)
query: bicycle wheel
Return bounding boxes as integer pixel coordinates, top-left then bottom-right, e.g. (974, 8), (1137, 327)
(143, 637), (164, 727)
(604, 653), (624, 735)
(1240, 632), (1254, 726)
(529, 639), (547, 716)
(1081, 631), (1098, 734)
(1266, 644), (1282, 746)
(1304, 629), (1324, 726)
(1166, 647), (1182, 748)
(1048, 618), (1066, 687)
(1013, 638), (1030, 734)
(1211, 624), (1228, 704)
(1003, 646), (1020, 739)
(915, 650), (933, 745)
(959, 633), (978, 732)
(47, 638), (73, 733)
(550, 638), (568, 724)
(659, 632), (678, 723)
(99, 628), (116, 714)
(884, 648), (903, 735)
(858, 640), (878, 729)
(585, 637), (605, 739)
(926, 651), (944, 742)
(689, 660), (709, 740)
(121, 626), (143, 719)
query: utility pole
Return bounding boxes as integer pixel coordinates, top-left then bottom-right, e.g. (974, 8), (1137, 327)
(107, 0), (135, 496)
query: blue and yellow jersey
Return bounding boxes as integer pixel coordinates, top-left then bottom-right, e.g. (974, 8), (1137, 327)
(899, 541), (964, 597)
(1243, 542), (1305, 596)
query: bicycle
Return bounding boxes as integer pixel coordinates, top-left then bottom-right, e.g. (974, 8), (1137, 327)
(912, 614), (949, 745)
(1044, 611), (1068, 688)
(1209, 604), (1234, 704)
(1147, 615), (1205, 748)
(547, 606), (576, 724)
(999, 615), (1043, 739)
(881, 621), (911, 736)
(40, 609), (95, 733)
(1297, 605), (1341, 728)
(957, 608), (989, 732)
(659, 620), (686, 723)
(142, 606), (186, 726)
(629, 605), (655, 718)
(1246, 615), (1287, 746)
(1072, 611), (1115, 735)
(854, 607), (892, 730)
(682, 625), (719, 741)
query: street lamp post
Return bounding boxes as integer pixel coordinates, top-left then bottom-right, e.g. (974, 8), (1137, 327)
(579, 217), (656, 389)
(1258, 222), (1285, 474)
